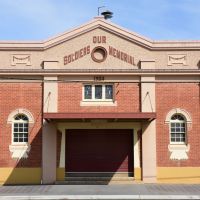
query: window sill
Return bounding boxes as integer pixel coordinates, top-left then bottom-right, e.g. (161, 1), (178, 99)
(168, 144), (190, 160)
(9, 144), (31, 159)
(80, 101), (117, 106)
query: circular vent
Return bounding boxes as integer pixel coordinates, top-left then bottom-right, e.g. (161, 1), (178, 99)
(91, 46), (107, 63)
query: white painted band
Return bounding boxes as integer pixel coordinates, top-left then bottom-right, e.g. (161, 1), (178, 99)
(0, 195), (199, 200)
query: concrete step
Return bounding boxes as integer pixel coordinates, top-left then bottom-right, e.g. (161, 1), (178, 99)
(64, 177), (134, 181)
(65, 172), (132, 177)
(56, 177), (135, 185)
(56, 180), (135, 185)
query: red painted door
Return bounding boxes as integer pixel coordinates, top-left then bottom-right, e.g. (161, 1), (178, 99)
(65, 129), (133, 173)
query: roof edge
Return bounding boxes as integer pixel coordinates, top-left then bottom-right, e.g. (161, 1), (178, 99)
(1, 17), (200, 50)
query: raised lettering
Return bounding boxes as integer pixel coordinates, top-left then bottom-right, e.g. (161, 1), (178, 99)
(116, 50), (120, 59)
(93, 36), (97, 43)
(80, 49), (83, 57)
(75, 51), (79, 60)
(113, 48), (117, 57)
(63, 45), (90, 65)
(124, 53), (127, 62)
(71, 54), (74, 62)
(64, 56), (68, 65)
(68, 55), (72, 63)
(87, 45), (90, 54)
(102, 36), (106, 43)
(109, 46), (113, 55)
(93, 36), (106, 43)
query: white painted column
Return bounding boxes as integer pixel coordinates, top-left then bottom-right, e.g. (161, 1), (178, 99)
(140, 60), (157, 182)
(42, 61), (58, 184)
(59, 128), (66, 168)
(134, 128), (140, 169)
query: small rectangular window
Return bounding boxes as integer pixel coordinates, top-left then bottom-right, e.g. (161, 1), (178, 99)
(95, 85), (102, 99)
(105, 85), (113, 99)
(84, 85), (92, 99)
(83, 84), (114, 102)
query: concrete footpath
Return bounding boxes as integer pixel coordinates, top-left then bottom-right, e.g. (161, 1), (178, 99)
(0, 184), (200, 199)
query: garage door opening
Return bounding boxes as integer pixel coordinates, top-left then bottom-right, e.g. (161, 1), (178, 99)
(65, 129), (134, 177)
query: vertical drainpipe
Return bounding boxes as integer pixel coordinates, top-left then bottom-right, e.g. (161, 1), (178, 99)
(41, 75), (44, 184)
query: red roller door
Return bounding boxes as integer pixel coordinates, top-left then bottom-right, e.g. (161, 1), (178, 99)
(65, 129), (133, 173)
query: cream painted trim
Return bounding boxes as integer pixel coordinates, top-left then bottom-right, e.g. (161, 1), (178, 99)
(59, 129), (66, 168)
(2, 71), (200, 76)
(7, 108), (34, 123)
(133, 128), (140, 168)
(80, 101), (117, 106)
(9, 144), (31, 159)
(81, 83), (116, 106)
(82, 83), (115, 101)
(165, 108), (192, 123)
(165, 108), (191, 160)
(168, 144), (190, 160)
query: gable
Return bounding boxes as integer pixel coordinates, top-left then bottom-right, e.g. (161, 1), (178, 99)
(1, 17), (200, 70)
(44, 27), (151, 69)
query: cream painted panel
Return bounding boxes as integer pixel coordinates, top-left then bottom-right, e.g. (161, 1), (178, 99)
(43, 76), (58, 112)
(156, 75), (200, 82)
(58, 75), (140, 82)
(153, 50), (200, 69)
(0, 51), (43, 69)
(141, 76), (155, 112)
(43, 61), (59, 69)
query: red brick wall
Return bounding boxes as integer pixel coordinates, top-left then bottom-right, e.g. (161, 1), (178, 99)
(0, 83), (42, 168)
(58, 83), (140, 113)
(156, 83), (200, 167)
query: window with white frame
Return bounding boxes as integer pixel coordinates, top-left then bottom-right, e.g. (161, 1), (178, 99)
(83, 84), (114, 101)
(170, 114), (186, 144)
(13, 114), (29, 143)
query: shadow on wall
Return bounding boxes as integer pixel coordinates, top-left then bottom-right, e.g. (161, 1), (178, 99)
(2, 122), (139, 185)
(2, 129), (42, 185)
(2, 108), (43, 185)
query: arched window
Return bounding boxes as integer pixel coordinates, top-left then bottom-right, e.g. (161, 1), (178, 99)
(170, 114), (186, 144)
(13, 114), (29, 143)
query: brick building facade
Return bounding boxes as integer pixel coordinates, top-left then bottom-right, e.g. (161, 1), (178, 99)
(0, 17), (200, 184)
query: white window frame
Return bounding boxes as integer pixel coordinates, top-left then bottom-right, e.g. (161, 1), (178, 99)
(12, 114), (29, 145)
(82, 83), (114, 102)
(170, 115), (186, 145)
